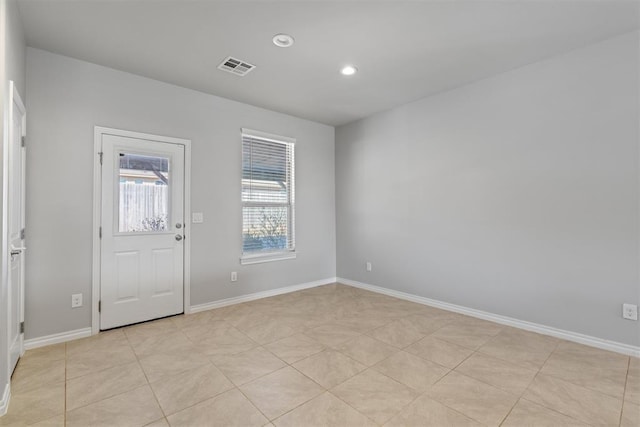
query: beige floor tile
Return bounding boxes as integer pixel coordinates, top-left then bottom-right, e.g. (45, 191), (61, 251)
(139, 347), (210, 383)
(66, 342), (137, 379)
(366, 318), (425, 349)
(66, 329), (127, 356)
(621, 400), (640, 427)
(30, 414), (65, 427)
(304, 324), (362, 348)
(426, 371), (518, 426)
(0, 382), (64, 426)
(501, 399), (588, 426)
(179, 319), (230, 341)
(239, 319), (303, 345)
(373, 351), (449, 392)
(399, 313), (455, 336)
(331, 369), (418, 425)
(21, 343), (66, 362)
(384, 394), (482, 427)
(130, 330), (193, 358)
(192, 324), (257, 356)
(240, 366), (324, 420)
(144, 418), (169, 427)
(405, 336), (474, 369)
(211, 347), (286, 386)
(124, 317), (179, 344)
(540, 341), (628, 398)
(66, 361), (147, 410)
(274, 392), (376, 427)
(626, 373), (640, 404)
(149, 363), (233, 415)
(264, 334), (325, 364)
(332, 314), (391, 333)
(478, 328), (558, 370)
(167, 388), (268, 426)
(628, 356), (640, 403)
(293, 350), (366, 389)
(66, 385), (163, 427)
(10, 358), (65, 393)
(430, 319), (502, 350)
(630, 357), (640, 376)
(523, 374), (622, 426)
(334, 335), (398, 366)
(7, 286), (633, 427)
(455, 352), (537, 395)
(170, 310), (215, 329)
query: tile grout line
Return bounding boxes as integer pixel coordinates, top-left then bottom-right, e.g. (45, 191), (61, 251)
(14, 285), (632, 427)
(619, 356), (631, 427)
(123, 327), (168, 421)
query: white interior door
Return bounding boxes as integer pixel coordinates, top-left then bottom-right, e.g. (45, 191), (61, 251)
(8, 81), (26, 375)
(100, 134), (184, 330)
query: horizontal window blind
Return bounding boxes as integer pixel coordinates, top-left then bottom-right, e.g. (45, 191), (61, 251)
(241, 129), (295, 255)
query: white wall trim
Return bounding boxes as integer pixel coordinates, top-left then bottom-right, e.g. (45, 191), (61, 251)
(0, 383), (9, 417)
(92, 126), (192, 334)
(23, 327), (92, 350)
(338, 277), (640, 357)
(190, 277), (337, 313)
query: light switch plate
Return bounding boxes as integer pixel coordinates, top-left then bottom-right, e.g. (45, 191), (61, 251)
(192, 212), (204, 223)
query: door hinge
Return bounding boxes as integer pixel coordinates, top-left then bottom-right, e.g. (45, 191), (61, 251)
(98, 151), (103, 165)
(20, 228), (25, 240)
(21, 136), (25, 148)
(20, 322), (24, 334)
(98, 300), (101, 313)
(99, 227), (102, 239)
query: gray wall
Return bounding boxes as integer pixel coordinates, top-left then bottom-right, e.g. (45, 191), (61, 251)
(336, 31), (639, 346)
(25, 48), (336, 339)
(0, 0), (26, 404)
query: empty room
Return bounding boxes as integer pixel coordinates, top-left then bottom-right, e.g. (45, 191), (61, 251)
(0, 0), (638, 426)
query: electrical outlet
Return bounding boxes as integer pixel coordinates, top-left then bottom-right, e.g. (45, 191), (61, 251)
(366, 262), (372, 272)
(71, 293), (83, 308)
(192, 212), (204, 223)
(623, 303), (638, 321)
(231, 271), (238, 282)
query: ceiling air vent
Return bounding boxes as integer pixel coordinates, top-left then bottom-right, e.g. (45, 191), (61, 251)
(217, 56), (256, 76)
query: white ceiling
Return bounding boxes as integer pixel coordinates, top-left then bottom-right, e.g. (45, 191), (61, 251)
(18, 1), (640, 126)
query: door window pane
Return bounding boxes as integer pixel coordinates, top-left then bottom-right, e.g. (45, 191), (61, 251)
(118, 152), (170, 232)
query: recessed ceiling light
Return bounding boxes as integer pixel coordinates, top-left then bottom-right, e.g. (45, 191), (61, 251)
(273, 34), (295, 48)
(340, 65), (358, 76)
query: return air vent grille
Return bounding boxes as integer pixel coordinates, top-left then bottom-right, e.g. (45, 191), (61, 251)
(218, 56), (256, 76)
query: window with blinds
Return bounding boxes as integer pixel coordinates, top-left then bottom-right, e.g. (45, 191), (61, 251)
(241, 129), (295, 262)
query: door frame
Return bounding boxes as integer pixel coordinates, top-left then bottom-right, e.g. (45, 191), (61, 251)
(4, 80), (26, 378)
(92, 126), (192, 335)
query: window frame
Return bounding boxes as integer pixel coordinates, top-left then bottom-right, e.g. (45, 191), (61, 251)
(240, 128), (296, 265)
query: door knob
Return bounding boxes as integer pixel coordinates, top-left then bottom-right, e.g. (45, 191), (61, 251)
(175, 234), (183, 241)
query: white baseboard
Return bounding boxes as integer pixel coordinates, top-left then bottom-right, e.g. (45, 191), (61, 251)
(24, 327), (93, 350)
(190, 277), (337, 314)
(338, 277), (640, 357)
(22, 278), (337, 350)
(0, 383), (9, 417)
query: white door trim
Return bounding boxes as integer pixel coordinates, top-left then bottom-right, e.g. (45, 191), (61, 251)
(92, 126), (192, 335)
(4, 81), (26, 383)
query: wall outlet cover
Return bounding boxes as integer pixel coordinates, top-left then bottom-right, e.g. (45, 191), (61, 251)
(71, 293), (83, 308)
(192, 212), (204, 223)
(623, 303), (638, 321)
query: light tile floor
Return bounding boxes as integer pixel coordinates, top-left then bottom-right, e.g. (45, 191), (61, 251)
(1, 283), (638, 426)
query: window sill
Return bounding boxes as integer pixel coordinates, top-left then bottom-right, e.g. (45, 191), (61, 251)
(240, 252), (297, 265)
